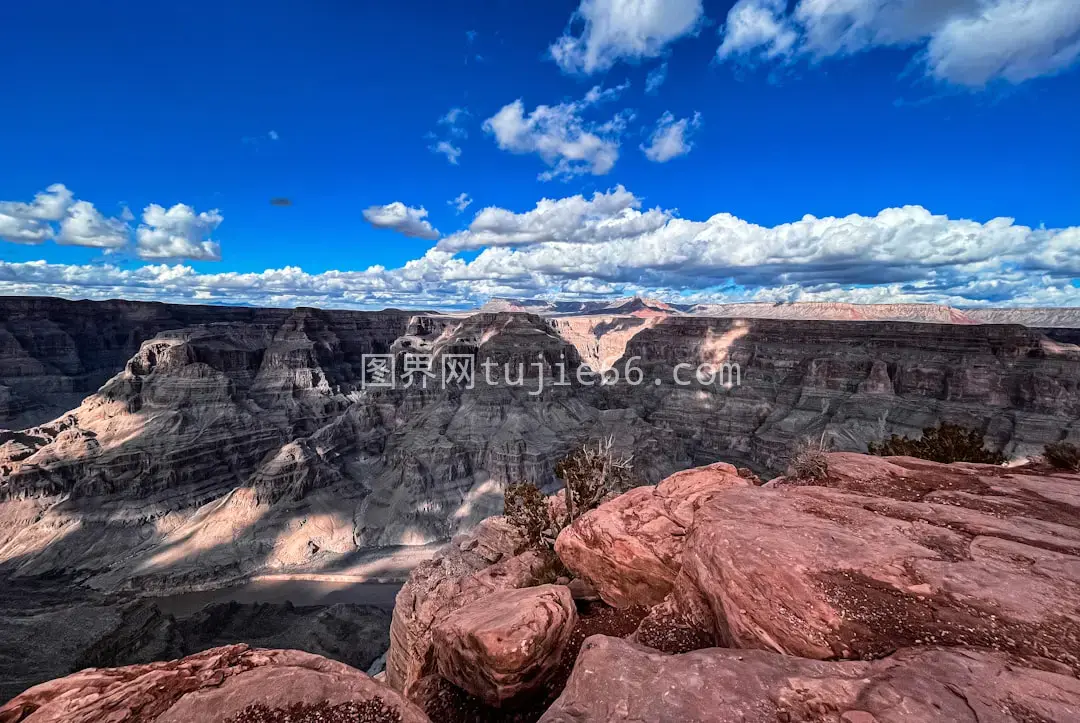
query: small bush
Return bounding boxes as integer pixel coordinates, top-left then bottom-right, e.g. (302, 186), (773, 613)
(1044, 441), (1080, 471)
(555, 436), (635, 522)
(504, 482), (555, 549)
(787, 435), (830, 482)
(868, 422), (1005, 465)
(504, 437), (636, 550)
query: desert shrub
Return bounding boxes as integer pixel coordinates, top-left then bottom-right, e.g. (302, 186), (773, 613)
(504, 437), (636, 550)
(868, 422), (1006, 465)
(503, 482), (554, 549)
(1044, 441), (1080, 471)
(555, 436), (635, 522)
(786, 434), (830, 482)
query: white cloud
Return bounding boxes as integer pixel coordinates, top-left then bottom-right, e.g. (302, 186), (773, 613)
(438, 107), (469, 137)
(717, 0), (1080, 87)
(1, 185), (226, 260)
(551, 0), (705, 74)
(439, 185), (669, 252)
(57, 201), (129, 250)
(430, 107), (469, 163)
(483, 84), (630, 181)
(717, 0), (798, 62)
(0, 184), (74, 243)
(925, 0), (1080, 86)
(5, 186), (1080, 310)
(136, 204), (223, 261)
(449, 193), (473, 214)
(431, 140), (463, 165)
(641, 111), (702, 162)
(645, 62), (668, 94)
(269, 130), (280, 141)
(363, 202), (440, 240)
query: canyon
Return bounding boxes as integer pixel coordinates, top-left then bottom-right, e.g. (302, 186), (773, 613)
(2, 295), (1080, 705)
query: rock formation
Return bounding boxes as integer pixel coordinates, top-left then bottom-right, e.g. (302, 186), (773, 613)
(4, 297), (1080, 709)
(540, 636), (1080, 722)
(432, 585), (576, 705)
(0, 644), (430, 723)
(554, 461), (751, 608)
(380, 453), (1080, 721)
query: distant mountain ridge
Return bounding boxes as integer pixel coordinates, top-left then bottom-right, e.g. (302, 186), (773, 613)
(478, 296), (1080, 327)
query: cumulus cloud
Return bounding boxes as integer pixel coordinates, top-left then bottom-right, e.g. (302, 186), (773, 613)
(0, 184), (74, 243)
(449, 193), (473, 214)
(551, 0), (705, 74)
(483, 83), (631, 180)
(136, 204), (223, 261)
(717, 0), (1080, 87)
(717, 0), (798, 62)
(641, 111), (702, 162)
(438, 185), (669, 252)
(363, 202), (440, 240)
(2, 185), (223, 260)
(5, 187), (1080, 309)
(57, 201), (130, 249)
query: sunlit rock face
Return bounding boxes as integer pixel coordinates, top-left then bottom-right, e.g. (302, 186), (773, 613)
(1, 298), (1079, 596)
(0, 644), (432, 723)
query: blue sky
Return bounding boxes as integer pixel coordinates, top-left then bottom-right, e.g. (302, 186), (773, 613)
(1, 0), (1078, 308)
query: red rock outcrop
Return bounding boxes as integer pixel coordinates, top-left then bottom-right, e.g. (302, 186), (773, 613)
(385, 516), (553, 694)
(539, 635), (1080, 722)
(432, 584), (576, 706)
(670, 454), (1080, 672)
(554, 462), (752, 608)
(0, 644), (430, 723)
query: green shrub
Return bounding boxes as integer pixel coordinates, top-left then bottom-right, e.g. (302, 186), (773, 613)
(1043, 441), (1080, 471)
(504, 437), (636, 550)
(868, 422), (1006, 465)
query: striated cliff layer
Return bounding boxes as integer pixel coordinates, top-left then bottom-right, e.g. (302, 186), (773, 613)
(0, 296), (417, 428)
(620, 317), (1080, 471)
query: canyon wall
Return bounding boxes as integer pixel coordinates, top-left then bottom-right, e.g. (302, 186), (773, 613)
(1, 298), (1079, 595)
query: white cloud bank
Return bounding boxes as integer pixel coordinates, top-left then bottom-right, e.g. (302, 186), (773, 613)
(4, 185), (1080, 310)
(0, 185), (223, 261)
(551, 0), (705, 74)
(717, 0), (1080, 87)
(483, 83), (632, 180)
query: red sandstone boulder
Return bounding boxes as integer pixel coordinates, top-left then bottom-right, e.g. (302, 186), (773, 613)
(432, 584), (576, 706)
(554, 461), (751, 608)
(539, 635), (1080, 722)
(0, 644), (430, 723)
(386, 516), (565, 695)
(671, 453), (1080, 672)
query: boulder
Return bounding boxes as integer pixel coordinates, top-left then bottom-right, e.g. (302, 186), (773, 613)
(539, 635), (1080, 722)
(385, 516), (565, 695)
(0, 644), (430, 723)
(432, 584), (576, 706)
(554, 462), (751, 608)
(673, 453), (1080, 672)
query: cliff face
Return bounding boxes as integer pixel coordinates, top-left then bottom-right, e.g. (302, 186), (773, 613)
(615, 317), (1080, 471)
(1, 300), (1079, 594)
(0, 296), (416, 428)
